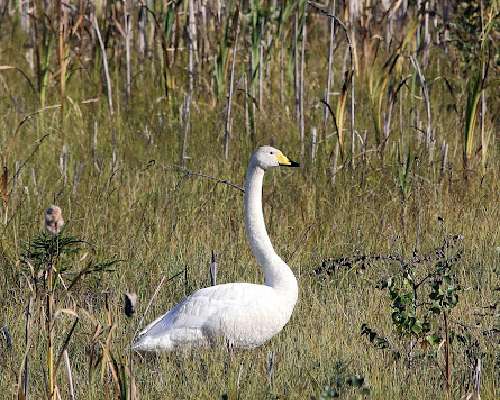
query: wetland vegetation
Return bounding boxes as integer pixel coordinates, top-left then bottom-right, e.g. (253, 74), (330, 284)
(0, 0), (498, 399)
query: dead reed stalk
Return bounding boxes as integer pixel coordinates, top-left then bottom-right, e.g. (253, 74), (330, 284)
(93, 16), (114, 115)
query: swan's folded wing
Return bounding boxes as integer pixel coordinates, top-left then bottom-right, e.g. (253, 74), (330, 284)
(136, 283), (273, 340)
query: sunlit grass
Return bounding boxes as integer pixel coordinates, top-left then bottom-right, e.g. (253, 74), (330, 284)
(0, 2), (498, 399)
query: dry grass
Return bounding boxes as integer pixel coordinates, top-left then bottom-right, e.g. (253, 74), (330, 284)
(0, 1), (498, 399)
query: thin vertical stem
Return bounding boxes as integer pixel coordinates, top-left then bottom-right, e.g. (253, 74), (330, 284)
(93, 16), (114, 115)
(224, 20), (240, 160)
(480, 0), (487, 172)
(299, 4), (307, 157)
(330, 141), (339, 186)
(46, 261), (55, 400)
(443, 0), (449, 52)
(92, 120), (101, 173)
(181, 0), (195, 166)
(294, 12), (299, 122)
(247, 46), (256, 146)
(473, 358), (482, 399)
(124, 1), (131, 100)
(440, 140), (448, 181)
(20, 0), (30, 32)
(323, 0), (336, 137)
(63, 350), (75, 400)
(310, 126), (317, 161)
(350, 58), (355, 169)
(244, 74), (249, 138)
(443, 311), (451, 394)
(184, 265), (189, 296)
(416, 0), (421, 51)
(279, 40), (284, 105)
(23, 295), (33, 399)
(259, 19), (264, 110)
(1, 162), (8, 225)
(410, 56), (432, 150)
(210, 250), (217, 286)
(57, 0), (67, 131)
(138, 4), (146, 59)
(349, 2), (355, 169)
(423, 0), (430, 66)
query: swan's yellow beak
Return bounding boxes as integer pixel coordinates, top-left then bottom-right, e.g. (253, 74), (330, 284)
(276, 152), (300, 167)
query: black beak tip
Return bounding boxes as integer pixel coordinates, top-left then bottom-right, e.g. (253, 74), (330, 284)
(289, 160), (300, 167)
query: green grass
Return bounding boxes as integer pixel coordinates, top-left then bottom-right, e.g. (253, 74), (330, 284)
(0, 6), (499, 400)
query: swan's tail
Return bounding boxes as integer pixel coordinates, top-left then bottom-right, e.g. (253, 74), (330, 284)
(132, 307), (174, 351)
(132, 331), (174, 352)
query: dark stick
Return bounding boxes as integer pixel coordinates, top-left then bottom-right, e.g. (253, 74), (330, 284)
(54, 317), (80, 373)
(168, 165), (245, 193)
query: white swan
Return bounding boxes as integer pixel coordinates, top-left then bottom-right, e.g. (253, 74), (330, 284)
(133, 146), (299, 351)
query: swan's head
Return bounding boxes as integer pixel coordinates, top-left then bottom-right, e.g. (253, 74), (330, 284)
(252, 146), (300, 170)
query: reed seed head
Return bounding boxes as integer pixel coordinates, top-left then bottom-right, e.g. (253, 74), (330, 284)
(45, 205), (64, 234)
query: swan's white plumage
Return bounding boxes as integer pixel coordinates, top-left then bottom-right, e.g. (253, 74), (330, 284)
(133, 146), (299, 351)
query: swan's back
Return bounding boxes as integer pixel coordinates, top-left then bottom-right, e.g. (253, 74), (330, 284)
(133, 282), (296, 351)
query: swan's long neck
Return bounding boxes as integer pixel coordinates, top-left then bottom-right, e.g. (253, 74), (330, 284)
(244, 162), (298, 301)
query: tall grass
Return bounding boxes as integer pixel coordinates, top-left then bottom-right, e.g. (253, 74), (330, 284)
(0, 1), (498, 399)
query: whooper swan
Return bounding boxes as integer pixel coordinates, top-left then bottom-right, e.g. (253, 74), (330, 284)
(133, 146), (300, 351)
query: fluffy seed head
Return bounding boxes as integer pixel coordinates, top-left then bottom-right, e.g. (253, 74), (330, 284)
(45, 205), (64, 234)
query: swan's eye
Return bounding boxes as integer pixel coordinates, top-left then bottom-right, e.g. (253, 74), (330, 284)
(270, 151), (274, 155)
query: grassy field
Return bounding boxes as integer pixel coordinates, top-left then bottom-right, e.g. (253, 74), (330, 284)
(0, 1), (498, 399)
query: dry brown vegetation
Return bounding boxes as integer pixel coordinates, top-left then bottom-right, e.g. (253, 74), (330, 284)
(0, 0), (498, 399)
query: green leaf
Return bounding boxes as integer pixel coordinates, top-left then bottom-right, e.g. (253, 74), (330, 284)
(401, 293), (413, 305)
(164, 2), (176, 42)
(426, 334), (441, 346)
(411, 322), (422, 334)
